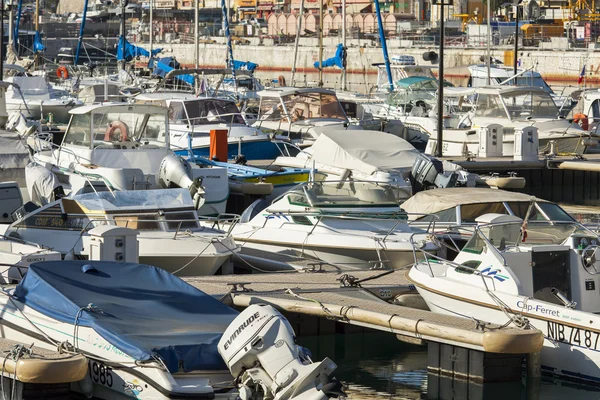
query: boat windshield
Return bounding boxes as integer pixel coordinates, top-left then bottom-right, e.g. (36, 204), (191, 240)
(182, 99), (245, 125)
(282, 92), (346, 121)
(286, 181), (406, 209)
(386, 86), (436, 107)
(63, 109), (168, 148)
(501, 91), (558, 119)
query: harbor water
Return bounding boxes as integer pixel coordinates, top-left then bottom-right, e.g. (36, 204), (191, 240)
(300, 332), (600, 400)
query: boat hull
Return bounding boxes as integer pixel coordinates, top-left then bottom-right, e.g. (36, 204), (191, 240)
(175, 138), (281, 161)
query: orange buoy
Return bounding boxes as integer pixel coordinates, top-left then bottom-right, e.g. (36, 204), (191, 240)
(573, 113), (589, 130)
(56, 66), (69, 79)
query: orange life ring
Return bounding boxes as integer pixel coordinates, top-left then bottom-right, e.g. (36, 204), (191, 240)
(104, 121), (128, 142)
(56, 66), (69, 79)
(573, 113), (589, 130)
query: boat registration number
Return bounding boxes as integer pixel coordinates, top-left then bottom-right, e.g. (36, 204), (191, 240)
(547, 321), (600, 350)
(89, 360), (113, 388)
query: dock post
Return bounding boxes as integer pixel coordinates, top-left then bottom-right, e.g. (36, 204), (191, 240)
(526, 351), (541, 378)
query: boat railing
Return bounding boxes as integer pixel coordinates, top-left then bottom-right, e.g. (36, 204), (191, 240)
(80, 213), (241, 239)
(409, 230), (500, 292)
(184, 112), (247, 132)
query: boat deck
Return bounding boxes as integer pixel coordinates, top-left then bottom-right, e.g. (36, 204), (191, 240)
(184, 268), (543, 354)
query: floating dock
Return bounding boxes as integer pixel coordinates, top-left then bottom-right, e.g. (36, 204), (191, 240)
(184, 268), (544, 382)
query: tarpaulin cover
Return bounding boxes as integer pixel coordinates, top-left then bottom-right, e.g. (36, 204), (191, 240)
(117, 36), (162, 61)
(33, 31), (46, 53)
(13, 261), (238, 373)
(307, 130), (420, 175)
(150, 57), (195, 86)
(232, 60), (258, 71)
(313, 44), (345, 69)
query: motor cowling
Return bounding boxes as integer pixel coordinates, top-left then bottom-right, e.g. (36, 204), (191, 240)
(218, 304), (343, 400)
(159, 155), (205, 209)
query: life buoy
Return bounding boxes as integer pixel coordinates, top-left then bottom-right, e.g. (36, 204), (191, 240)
(278, 75), (286, 87)
(104, 121), (128, 142)
(56, 66), (69, 79)
(573, 113), (589, 130)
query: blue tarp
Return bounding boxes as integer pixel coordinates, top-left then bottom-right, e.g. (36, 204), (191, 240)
(117, 36), (162, 61)
(33, 31), (46, 53)
(150, 56), (195, 86)
(14, 261), (238, 373)
(232, 60), (258, 71)
(313, 44), (345, 69)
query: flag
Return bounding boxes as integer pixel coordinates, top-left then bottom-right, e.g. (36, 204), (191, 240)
(579, 65), (586, 84)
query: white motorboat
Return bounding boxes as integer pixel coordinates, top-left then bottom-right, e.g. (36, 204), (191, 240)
(135, 92), (282, 161)
(400, 86), (594, 156)
(29, 103), (229, 216)
(231, 180), (437, 270)
(0, 260), (340, 399)
(408, 212), (600, 383)
(1, 188), (240, 276)
(252, 87), (361, 149)
(4, 66), (83, 124)
(0, 233), (61, 283)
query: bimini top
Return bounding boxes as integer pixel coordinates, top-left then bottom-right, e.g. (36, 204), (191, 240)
(401, 187), (546, 216)
(307, 130), (419, 175)
(396, 76), (437, 89)
(13, 261), (238, 373)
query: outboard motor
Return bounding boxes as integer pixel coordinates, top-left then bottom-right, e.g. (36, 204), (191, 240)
(410, 153), (458, 192)
(25, 162), (65, 206)
(159, 155), (205, 209)
(219, 304), (344, 400)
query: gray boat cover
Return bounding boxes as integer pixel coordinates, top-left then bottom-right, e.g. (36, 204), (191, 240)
(14, 260), (238, 373)
(0, 131), (29, 186)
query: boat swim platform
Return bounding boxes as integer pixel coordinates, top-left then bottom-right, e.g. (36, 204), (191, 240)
(183, 270), (543, 355)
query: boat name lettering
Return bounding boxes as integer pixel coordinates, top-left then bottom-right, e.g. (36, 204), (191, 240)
(89, 361), (113, 388)
(30, 216), (86, 229)
(204, 175), (222, 179)
(547, 321), (600, 350)
(516, 301), (559, 317)
(25, 257), (46, 263)
(223, 312), (260, 350)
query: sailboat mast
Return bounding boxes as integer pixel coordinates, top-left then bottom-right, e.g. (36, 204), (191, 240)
(14, 0), (22, 51)
(149, 0), (153, 56)
(290, 0), (304, 85)
(75, 0), (89, 65)
(341, 0), (346, 90)
(194, 0), (198, 68)
(486, 0), (491, 85)
(374, 0), (393, 91)
(120, 0), (126, 71)
(318, 0), (323, 87)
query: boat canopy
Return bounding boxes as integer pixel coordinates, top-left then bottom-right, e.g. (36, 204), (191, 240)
(401, 187), (547, 216)
(395, 76), (437, 89)
(307, 130), (419, 175)
(71, 189), (194, 212)
(13, 261), (238, 373)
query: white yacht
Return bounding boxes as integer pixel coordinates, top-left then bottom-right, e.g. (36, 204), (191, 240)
(135, 92), (281, 161)
(399, 86), (594, 156)
(29, 103), (229, 216)
(409, 211), (600, 383)
(1, 189), (239, 276)
(232, 180), (436, 270)
(4, 65), (83, 123)
(252, 87), (361, 148)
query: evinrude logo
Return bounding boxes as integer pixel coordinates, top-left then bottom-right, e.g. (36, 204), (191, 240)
(223, 312), (260, 350)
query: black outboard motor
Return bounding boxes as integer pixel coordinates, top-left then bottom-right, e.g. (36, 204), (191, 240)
(411, 153), (458, 192)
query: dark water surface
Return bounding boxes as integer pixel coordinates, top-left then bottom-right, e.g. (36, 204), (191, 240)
(299, 332), (600, 400)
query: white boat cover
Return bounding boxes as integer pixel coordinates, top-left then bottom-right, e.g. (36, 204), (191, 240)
(308, 130), (420, 176)
(401, 187), (544, 215)
(6, 77), (49, 99)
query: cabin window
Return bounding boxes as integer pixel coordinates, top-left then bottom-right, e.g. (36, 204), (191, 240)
(184, 99), (244, 125)
(456, 260), (481, 275)
(341, 101), (358, 119)
(259, 98), (284, 121)
(114, 215), (160, 230)
(460, 202), (508, 223)
(474, 94), (506, 118)
(168, 102), (186, 123)
(63, 114), (91, 147)
(536, 203), (574, 222)
(291, 216), (312, 225)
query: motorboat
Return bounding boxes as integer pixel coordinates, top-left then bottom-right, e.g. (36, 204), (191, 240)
(0, 233), (61, 283)
(372, 56), (437, 95)
(0, 260), (340, 399)
(4, 65), (83, 124)
(405, 86), (595, 156)
(401, 187), (575, 258)
(252, 87), (361, 149)
(28, 103), (229, 216)
(335, 91), (385, 131)
(1, 188), (240, 276)
(231, 180), (437, 270)
(135, 92), (282, 161)
(275, 130), (470, 193)
(408, 212), (600, 383)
